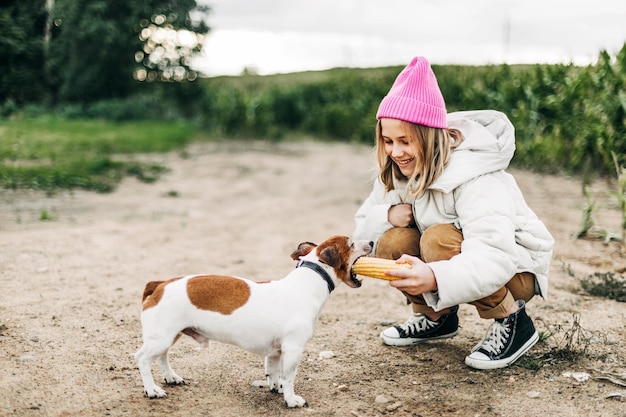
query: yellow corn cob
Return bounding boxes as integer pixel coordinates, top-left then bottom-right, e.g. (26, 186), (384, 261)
(352, 257), (412, 280)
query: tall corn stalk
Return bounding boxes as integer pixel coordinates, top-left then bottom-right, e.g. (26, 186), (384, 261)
(611, 152), (626, 252)
(576, 183), (596, 239)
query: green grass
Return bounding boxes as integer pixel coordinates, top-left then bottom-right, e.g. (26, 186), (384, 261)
(581, 272), (626, 302)
(0, 116), (198, 193)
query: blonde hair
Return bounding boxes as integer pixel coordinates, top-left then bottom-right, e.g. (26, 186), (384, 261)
(376, 120), (464, 198)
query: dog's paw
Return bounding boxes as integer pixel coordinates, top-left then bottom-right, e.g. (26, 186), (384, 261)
(252, 378), (282, 393)
(251, 379), (269, 388)
(144, 386), (167, 398)
(164, 375), (186, 386)
(285, 395), (307, 408)
(270, 381), (283, 393)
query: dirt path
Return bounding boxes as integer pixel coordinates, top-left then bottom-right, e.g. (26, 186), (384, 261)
(1, 140), (625, 417)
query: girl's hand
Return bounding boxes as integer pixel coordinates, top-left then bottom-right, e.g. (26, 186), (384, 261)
(388, 204), (415, 228)
(386, 254), (438, 295)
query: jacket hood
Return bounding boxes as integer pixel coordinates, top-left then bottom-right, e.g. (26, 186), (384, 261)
(431, 110), (516, 193)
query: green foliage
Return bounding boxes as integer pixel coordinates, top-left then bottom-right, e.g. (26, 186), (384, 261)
(576, 151), (626, 247)
(581, 272), (626, 302)
(512, 48), (626, 176)
(39, 208), (53, 221)
(575, 183), (597, 239)
(195, 45), (626, 176)
(0, 0), (48, 104)
(0, 117), (196, 192)
(611, 152), (626, 250)
(46, 0), (136, 103)
(0, 99), (19, 118)
(54, 91), (187, 121)
(1, 0), (209, 106)
(197, 68), (395, 143)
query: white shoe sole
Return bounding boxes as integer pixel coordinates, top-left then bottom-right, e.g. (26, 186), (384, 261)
(380, 330), (458, 347)
(464, 330), (539, 370)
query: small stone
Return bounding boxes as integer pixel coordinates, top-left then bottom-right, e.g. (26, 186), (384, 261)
(375, 395), (390, 403)
(526, 391), (540, 398)
(319, 350), (335, 359)
(337, 384), (348, 391)
(562, 371), (590, 382)
(386, 401), (403, 411)
(18, 355), (35, 362)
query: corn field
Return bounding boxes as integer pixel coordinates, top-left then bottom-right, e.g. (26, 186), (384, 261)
(196, 44), (626, 176)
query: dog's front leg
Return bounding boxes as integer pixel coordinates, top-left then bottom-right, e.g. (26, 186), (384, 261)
(279, 345), (307, 408)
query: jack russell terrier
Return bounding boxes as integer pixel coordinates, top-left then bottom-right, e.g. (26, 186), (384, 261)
(135, 235), (373, 407)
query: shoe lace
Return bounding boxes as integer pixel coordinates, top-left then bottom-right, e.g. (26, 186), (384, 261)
(400, 314), (438, 336)
(475, 319), (510, 354)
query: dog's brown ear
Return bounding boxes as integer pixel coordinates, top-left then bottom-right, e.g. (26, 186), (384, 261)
(142, 281), (165, 301)
(290, 242), (317, 260)
(318, 246), (340, 268)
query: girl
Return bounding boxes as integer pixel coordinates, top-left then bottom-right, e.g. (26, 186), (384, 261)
(352, 56), (554, 370)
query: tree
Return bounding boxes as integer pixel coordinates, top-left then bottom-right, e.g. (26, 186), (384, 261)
(46, 0), (210, 103)
(133, 0), (209, 83)
(0, 0), (48, 105)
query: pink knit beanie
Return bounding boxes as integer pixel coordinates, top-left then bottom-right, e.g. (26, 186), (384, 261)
(376, 56), (447, 128)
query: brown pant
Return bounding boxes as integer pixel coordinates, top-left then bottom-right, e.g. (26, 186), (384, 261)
(375, 224), (536, 319)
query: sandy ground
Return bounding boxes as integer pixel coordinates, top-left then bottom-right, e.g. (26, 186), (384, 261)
(1, 140), (625, 417)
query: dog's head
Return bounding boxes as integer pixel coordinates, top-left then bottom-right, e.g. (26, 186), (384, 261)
(290, 235), (373, 288)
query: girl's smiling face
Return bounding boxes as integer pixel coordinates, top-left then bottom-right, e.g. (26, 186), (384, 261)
(380, 118), (416, 178)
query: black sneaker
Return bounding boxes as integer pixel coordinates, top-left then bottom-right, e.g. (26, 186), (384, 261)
(380, 306), (459, 346)
(465, 300), (539, 370)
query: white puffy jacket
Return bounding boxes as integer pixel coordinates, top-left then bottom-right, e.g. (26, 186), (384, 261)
(352, 110), (554, 311)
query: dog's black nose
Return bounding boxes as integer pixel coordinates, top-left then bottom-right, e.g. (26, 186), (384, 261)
(368, 241), (374, 248)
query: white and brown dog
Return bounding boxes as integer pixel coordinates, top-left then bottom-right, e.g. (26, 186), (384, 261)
(134, 235), (373, 407)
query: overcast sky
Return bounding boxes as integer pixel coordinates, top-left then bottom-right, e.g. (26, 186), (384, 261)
(193, 0), (626, 76)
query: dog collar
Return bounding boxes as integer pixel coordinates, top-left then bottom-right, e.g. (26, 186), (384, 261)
(296, 260), (335, 293)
